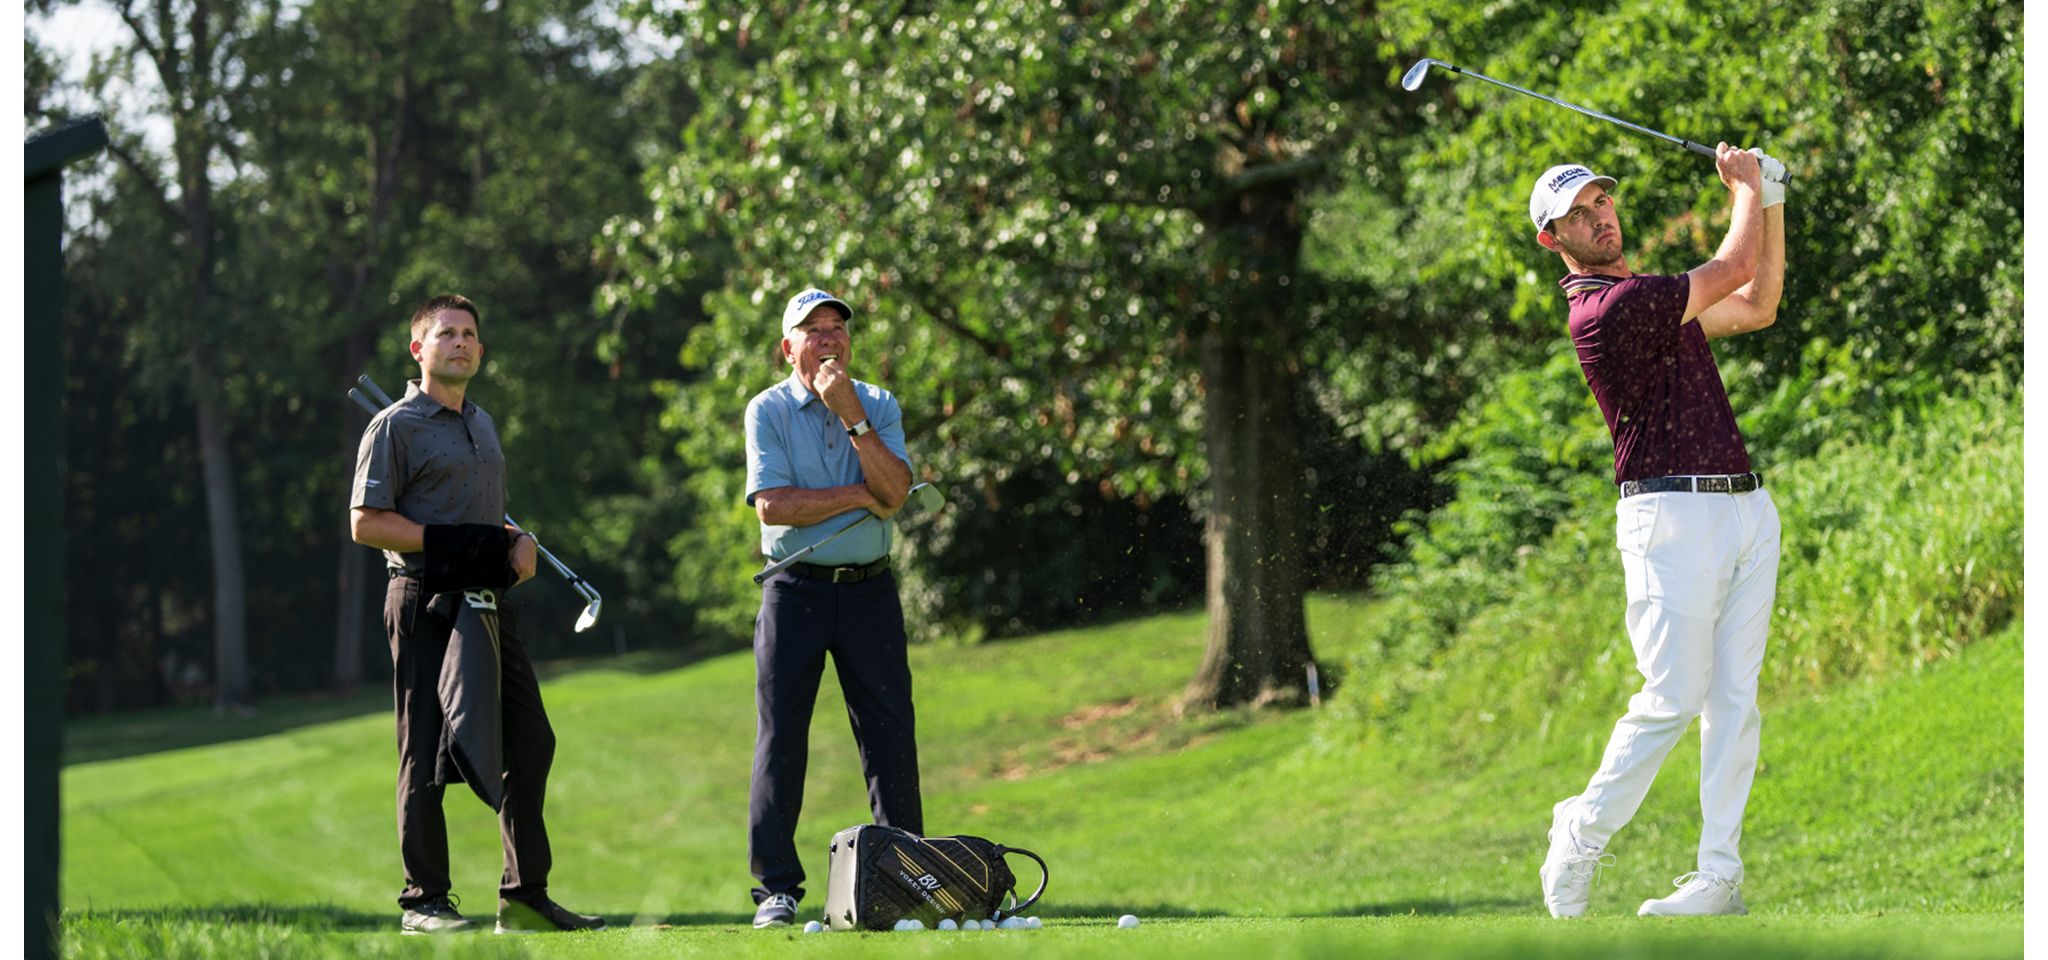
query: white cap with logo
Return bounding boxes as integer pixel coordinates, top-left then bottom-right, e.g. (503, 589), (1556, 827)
(1529, 164), (1618, 233)
(781, 288), (853, 336)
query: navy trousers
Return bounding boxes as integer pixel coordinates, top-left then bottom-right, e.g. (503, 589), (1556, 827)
(748, 567), (923, 902)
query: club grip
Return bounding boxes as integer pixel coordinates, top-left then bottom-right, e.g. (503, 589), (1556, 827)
(1684, 140), (1717, 158)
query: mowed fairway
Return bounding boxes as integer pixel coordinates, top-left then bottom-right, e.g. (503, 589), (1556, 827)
(61, 597), (2021, 958)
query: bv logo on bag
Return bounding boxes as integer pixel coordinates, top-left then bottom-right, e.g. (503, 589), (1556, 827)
(822, 825), (1049, 931)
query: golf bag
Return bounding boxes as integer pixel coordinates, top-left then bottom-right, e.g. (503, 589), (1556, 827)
(822, 824), (1048, 931)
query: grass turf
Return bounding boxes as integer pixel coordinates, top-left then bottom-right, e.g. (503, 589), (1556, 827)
(60, 597), (2020, 957)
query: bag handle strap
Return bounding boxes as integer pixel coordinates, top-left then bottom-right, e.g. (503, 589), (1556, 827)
(999, 847), (1049, 916)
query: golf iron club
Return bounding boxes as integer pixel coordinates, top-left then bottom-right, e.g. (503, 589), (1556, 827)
(349, 376), (604, 632)
(753, 482), (945, 585)
(1401, 57), (1789, 181)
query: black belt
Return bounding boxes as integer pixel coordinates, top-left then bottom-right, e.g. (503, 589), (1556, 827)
(1620, 472), (1764, 498)
(786, 556), (891, 584)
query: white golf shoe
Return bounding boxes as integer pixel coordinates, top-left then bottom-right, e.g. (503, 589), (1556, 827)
(1637, 870), (1747, 916)
(1539, 799), (1613, 918)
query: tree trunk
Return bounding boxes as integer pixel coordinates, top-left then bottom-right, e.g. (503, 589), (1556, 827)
(332, 330), (376, 692)
(1183, 323), (1316, 709)
(194, 356), (251, 712)
(1181, 181), (1317, 710)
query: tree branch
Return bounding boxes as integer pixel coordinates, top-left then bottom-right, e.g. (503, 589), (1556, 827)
(101, 135), (184, 224)
(112, 0), (169, 83)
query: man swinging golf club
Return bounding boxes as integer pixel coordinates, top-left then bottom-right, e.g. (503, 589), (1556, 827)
(1531, 144), (1788, 918)
(742, 287), (923, 928)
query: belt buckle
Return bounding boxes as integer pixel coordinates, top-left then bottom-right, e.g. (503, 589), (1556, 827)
(832, 566), (851, 584)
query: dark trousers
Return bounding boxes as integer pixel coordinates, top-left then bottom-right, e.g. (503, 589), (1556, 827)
(749, 568), (923, 902)
(385, 575), (556, 908)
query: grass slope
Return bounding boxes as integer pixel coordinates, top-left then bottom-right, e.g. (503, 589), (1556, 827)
(60, 597), (2019, 958)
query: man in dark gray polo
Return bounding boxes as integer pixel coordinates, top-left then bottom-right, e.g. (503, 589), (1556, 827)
(351, 294), (604, 935)
(742, 287), (919, 928)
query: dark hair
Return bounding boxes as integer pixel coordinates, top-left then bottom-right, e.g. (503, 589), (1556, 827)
(410, 294), (482, 341)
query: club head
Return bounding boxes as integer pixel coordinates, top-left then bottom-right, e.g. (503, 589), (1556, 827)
(574, 598), (602, 633)
(899, 482), (946, 519)
(1401, 58), (1444, 92)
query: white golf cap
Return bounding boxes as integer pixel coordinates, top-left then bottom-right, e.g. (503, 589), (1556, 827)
(1529, 164), (1618, 232)
(781, 288), (852, 335)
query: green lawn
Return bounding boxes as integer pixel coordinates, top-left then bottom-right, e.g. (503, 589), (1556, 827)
(60, 597), (2021, 958)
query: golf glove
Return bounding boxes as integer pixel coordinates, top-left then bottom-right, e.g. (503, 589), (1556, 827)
(1748, 147), (1787, 208)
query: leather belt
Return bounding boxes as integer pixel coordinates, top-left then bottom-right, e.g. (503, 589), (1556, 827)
(787, 555), (891, 584)
(1620, 472), (1764, 498)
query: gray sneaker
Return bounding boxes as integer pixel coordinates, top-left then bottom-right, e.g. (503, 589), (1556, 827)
(1539, 800), (1614, 918)
(752, 892), (799, 928)
(401, 895), (476, 935)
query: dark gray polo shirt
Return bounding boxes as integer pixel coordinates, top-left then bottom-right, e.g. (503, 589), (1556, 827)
(351, 379), (509, 573)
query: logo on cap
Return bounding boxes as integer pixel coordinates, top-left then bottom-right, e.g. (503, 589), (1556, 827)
(1547, 167), (1591, 191)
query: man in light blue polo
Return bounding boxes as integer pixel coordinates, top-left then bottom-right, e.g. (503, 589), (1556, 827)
(742, 287), (919, 929)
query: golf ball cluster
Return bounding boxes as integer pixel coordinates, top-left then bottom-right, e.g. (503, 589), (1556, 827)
(804, 914), (1101, 933)
(876, 915), (1047, 932)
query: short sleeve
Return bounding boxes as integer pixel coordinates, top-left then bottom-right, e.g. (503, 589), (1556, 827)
(870, 387), (912, 477)
(352, 413), (403, 511)
(745, 395), (794, 506)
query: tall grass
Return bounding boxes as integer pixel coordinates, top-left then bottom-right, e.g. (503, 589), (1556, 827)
(1329, 381), (2020, 762)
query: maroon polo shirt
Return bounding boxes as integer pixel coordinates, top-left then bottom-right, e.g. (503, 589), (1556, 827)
(1563, 272), (1752, 486)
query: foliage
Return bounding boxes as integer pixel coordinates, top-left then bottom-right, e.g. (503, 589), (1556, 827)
(1330, 380), (2021, 762)
(609, 0), (1429, 646)
(40, 0), (703, 709)
(1331, 0), (2023, 451)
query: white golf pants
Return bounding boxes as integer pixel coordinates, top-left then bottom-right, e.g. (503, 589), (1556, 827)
(1564, 487), (1781, 881)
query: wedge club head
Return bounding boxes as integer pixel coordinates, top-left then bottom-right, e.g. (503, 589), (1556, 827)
(574, 598), (602, 633)
(900, 482), (945, 518)
(1400, 57), (1448, 91)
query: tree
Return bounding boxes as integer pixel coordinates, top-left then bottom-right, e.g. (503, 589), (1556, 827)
(617, 2), (1406, 708)
(62, 0), (260, 711)
(41, 0), (705, 710)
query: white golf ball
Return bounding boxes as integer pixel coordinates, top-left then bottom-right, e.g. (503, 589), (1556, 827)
(1117, 914), (1140, 929)
(961, 919), (979, 930)
(802, 921), (823, 934)
(1027, 916), (1043, 929)
(938, 918), (958, 931)
(893, 918), (924, 931)
(1002, 916), (1029, 929)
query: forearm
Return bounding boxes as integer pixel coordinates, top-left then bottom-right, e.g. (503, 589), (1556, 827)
(850, 436), (912, 508)
(1743, 204), (1785, 313)
(351, 507), (424, 552)
(755, 484), (880, 527)
(1686, 186), (1764, 320)
(1716, 187), (1764, 278)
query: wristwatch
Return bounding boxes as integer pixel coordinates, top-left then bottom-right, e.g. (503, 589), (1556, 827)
(846, 419), (873, 438)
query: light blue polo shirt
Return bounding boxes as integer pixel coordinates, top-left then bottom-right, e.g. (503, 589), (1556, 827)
(744, 374), (912, 566)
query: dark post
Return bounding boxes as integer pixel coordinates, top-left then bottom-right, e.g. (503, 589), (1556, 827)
(25, 116), (108, 960)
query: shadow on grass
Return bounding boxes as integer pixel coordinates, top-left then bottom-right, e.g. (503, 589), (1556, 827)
(63, 643), (742, 767)
(1320, 897), (1529, 917)
(66, 903), (394, 932)
(1041, 898), (1526, 920)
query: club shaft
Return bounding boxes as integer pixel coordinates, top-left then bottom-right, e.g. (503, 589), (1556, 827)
(350, 378), (599, 604)
(753, 514), (875, 584)
(1436, 61), (1716, 158)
